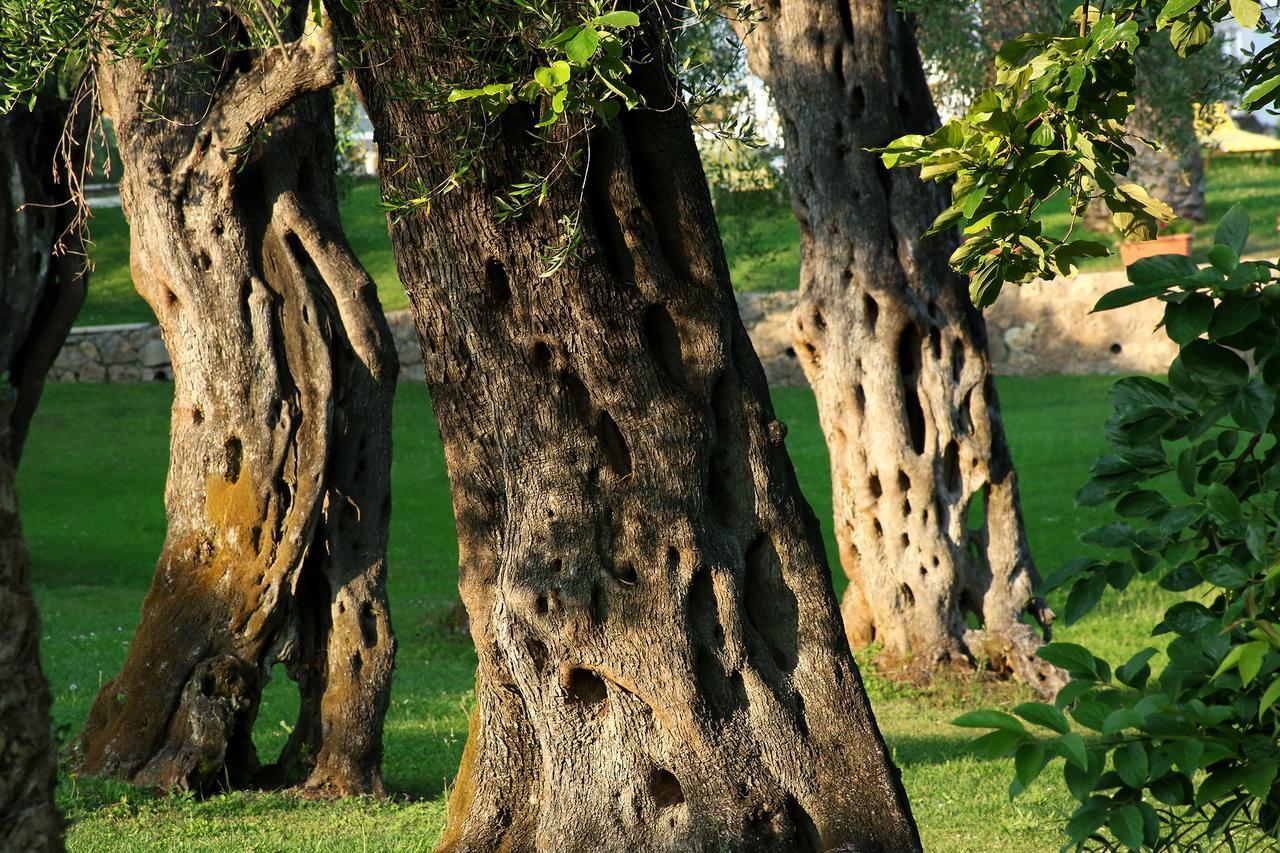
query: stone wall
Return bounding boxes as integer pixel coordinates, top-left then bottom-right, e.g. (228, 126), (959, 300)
(50, 270), (1175, 386)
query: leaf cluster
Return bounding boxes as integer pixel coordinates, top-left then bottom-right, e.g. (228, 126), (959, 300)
(881, 0), (1272, 308)
(959, 208), (1280, 851)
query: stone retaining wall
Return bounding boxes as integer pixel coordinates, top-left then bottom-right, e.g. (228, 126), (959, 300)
(50, 269), (1176, 386)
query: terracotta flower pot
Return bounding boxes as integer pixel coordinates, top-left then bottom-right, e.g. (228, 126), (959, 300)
(1119, 233), (1193, 266)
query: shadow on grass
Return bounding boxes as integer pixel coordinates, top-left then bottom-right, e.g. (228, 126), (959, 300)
(885, 734), (987, 768)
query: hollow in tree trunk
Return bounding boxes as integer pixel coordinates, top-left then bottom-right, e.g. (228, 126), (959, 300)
(74, 9), (398, 795)
(739, 1), (1065, 696)
(332, 3), (919, 849)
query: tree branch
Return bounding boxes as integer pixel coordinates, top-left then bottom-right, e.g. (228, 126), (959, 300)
(172, 21), (339, 194)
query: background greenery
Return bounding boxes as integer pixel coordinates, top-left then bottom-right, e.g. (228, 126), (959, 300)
(77, 155), (1280, 326)
(22, 375), (1174, 851)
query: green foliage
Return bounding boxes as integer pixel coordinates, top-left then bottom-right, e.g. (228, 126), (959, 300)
(959, 209), (1280, 850)
(881, 0), (1273, 307)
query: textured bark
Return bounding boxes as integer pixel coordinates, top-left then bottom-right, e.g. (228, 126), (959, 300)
(0, 402), (61, 851)
(1, 99), (88, 464)
(0, 96), (89, 853)
(75, 8), (397, 795)
(739, 2), (1064, 696)
(332, 3), (919, 850)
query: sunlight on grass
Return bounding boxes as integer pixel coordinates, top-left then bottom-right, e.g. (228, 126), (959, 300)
(17, 375), (1165, 851)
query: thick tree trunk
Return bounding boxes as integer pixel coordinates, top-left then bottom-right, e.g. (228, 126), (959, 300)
(0, 96), (92, 853)
(74, 11), (398, 795)
(333, 3), (919, 850)
(739, 2), (1064, 696)
(0, 401), (61, 851)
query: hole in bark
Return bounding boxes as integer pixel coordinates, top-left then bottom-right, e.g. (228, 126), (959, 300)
(649, 768), (685, 810)
(564, 668), (607, 707)
(162, 287), (179, 308)
(873, 519), (883, 537)
(484, 258), (511, 305)
(561, 371), (592, 422)
(224, 437), (242, 483)
(744, 533), (799, 674)
(853, 385), (866, 415)
(786, 796), (822, 853)
(351, 650), (363, 679)
(1110, 342), (1122, 354)
(359, 602), (378, 648)
(900, 533), (910, 549)
(959, 589), (984, 629)
(191, 406), (204, 425)
(958, 389), (974, 435)
(897, 470), (911, 492)
(952, 339), (966, 382)
(811, 307), (826, 331)
(898, 323), (927, 454)
(902, 498), (911, 516)
(900, 583), (915, 607)
(643, 303), (686, 384)
(527, 339), (553, 369)
(527, 637), (549, 672)
(849, 84), (866, 119)
(862, 293), (879, 330)
(784, 346), (796, 359)
(196, 251), (212, 271)
(583, 131), (636, 283)
(596, 411), (632, 478)
(868, 474), (881, 498)
(591, 583), (608, 624)
(929, 326), (942, 359)
(612, 561), (637, 585)
(535, 594), (549, 615)
(943, 440), (961, 493)
(695, 649), (746, 721)
(832, 43), (846, 90)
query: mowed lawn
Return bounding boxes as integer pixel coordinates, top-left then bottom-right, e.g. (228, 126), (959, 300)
(19, 374), (1171, 851)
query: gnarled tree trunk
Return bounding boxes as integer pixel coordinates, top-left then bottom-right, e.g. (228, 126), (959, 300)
(739, 2), (1064, 696)
(333, 3), (919, 849)
(0, 99), (80, 853)
(75, 9), (398, 795)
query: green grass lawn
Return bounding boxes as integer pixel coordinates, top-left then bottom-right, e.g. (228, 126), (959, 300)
(18, 375), (1169, 851)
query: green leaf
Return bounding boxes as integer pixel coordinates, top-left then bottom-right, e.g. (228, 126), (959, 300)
(1165, 294), (1214, 345)
(973, 728), (1026, 758)
(1206, 483), (1244, 524)
(953, 709), (1027, 732)
(592, 10), (641, 28)
(1036, 643), (1099, 679)
(1128, 253), (1198, 286)
(1109, 803), (1144, 851)
(1207, 243), (1239, 275)
(1179, 340), (1250, 395)
(1167, 739), (1204, 776)
(564, 26), (600, 65)
(1240, 760), (1278, 799)
(1208, 298), (1259, 339)
(1015, 742), (1047, 789)
(1259, 679), (1280, 719)
(1233, 377), (1276, 432)
(1232, 0), (1263, 29)
(1114, 742), (1149, 789)
(1014, 702), (1070, 734)
(1065, 573), (1108, 625)
(1058, 733), (1090, 773)
(1216, 203), (1250, 255)
(1199, 554), (1251, 589)
(1093, 282), (1166, 312)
